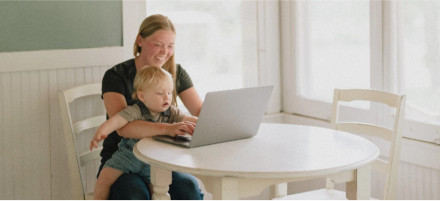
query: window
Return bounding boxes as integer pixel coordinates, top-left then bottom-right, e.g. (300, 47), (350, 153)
(286, 0), (371, 121)
(146, 1), (244, 106)
(403, 0), (440, 126)
(298, 0), (370, 104)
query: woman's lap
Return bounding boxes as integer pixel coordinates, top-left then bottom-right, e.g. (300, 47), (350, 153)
(169, 172), (204, 200)
(100, 157), (204, 200)
(108, 171), (204, 200)
(109, 172), (151, 200)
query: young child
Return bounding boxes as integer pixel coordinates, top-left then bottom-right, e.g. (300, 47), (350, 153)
(89, 66), (197, 200)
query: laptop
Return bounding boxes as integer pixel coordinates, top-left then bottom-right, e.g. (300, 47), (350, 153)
(152, 86), (274, 148)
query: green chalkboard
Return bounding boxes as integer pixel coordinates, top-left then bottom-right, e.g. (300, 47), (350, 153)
(0, 1), (123, 52)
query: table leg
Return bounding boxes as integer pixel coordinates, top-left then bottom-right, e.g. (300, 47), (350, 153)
(270, 183), (288, 199)
(213, 177), (239, 200)
(346, 164), (371, 200)
(150, 166), (172, 200)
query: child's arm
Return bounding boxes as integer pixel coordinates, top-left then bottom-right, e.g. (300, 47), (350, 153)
(90, 114), (129, 151)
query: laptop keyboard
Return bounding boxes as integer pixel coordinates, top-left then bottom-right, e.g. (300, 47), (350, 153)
(175, 135), (191, 142)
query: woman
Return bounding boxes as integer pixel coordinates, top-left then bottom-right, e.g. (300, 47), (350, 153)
(99, 14), (204, 200)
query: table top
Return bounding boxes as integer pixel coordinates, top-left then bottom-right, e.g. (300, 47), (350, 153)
(134, 123), (379, 179)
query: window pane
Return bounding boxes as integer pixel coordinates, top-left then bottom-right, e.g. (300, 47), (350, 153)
(298, 1), (370, 104)
(146, 0), (243, 105)
(403, 0), (440, 124)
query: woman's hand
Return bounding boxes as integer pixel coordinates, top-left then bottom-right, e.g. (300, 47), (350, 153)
(166, 121), (196, 137)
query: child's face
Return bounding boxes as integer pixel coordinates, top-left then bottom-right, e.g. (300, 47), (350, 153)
(138, 84), (173, 114)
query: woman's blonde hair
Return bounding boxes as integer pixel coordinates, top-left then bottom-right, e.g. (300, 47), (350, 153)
(132, 66), (174, 101)
(134, 14), (178, 106)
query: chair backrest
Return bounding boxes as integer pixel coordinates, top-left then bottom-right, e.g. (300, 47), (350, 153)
(58, 83), (106, 200)
(331, 88), (405, 200)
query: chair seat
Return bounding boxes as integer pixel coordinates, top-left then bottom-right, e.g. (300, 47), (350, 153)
(273, 188), (378, 200)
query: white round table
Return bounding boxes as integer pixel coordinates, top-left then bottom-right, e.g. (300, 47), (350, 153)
(134, 123), (379, 200)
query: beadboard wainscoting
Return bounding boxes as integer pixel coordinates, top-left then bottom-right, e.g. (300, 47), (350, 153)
(0, 66), (109, 199)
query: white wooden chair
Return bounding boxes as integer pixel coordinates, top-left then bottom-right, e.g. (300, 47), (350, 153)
(58, 83), (106, 200)
(274, 88), (406, 200)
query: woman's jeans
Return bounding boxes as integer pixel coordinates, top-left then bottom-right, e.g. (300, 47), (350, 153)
(99, 156), (204, 200)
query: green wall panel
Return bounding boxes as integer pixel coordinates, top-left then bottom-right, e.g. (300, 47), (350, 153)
(0, 1), (122, 52)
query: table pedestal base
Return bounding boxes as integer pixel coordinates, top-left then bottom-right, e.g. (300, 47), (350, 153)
(150, 166), (171, 200)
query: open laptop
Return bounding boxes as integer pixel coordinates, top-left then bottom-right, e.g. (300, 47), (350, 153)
(152, 86), (273, 148)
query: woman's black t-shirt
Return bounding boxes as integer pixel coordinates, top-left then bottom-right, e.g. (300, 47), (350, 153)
(100, 59), (194, 158)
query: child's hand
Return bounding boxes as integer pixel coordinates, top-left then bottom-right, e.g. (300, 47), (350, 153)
(166, 121), (196, 137)
(89, 133), (107, 151)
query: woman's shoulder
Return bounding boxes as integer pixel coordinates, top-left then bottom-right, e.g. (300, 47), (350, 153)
(104, 59), (136, 79)
(176, 63), (183, 70)
(175, 63), (190, 78)
(175, 63), (185, 74)
(174, 63), (194, 94)
(107, 59), (136, 74)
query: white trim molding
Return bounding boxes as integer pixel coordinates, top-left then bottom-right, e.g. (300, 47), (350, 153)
(0, 47), (123, 73)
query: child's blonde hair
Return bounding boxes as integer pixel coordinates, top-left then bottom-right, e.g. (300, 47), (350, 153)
(132, 66), (174, 100)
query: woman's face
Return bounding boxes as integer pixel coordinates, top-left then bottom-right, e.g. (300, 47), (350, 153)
(137, 30), (175, 67)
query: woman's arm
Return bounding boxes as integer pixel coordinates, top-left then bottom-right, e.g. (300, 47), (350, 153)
(103, 92), (195, 139)
(182, 115), (198, 124)
(179, 87), (203, 117)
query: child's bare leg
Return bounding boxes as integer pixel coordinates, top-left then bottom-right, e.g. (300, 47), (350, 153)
(94, 167), (124, 200)
(148, 183), (155, 195)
